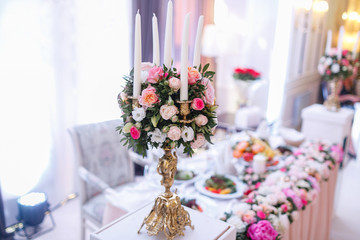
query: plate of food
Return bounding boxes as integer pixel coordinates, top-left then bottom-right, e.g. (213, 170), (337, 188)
(195, 174), (247, 199)
(174, 169), (201, 185)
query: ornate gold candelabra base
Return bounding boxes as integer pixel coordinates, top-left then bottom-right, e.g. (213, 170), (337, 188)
(324, 79), (341, 112)
(138, 148), (193, 240)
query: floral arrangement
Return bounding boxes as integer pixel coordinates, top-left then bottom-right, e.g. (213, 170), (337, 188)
(233, 67), (261, 81)
(117, 63), (217, 156)
(222, 141), (343, 240)
(232, 137), (276, 163)
(318, 48), (354, 81)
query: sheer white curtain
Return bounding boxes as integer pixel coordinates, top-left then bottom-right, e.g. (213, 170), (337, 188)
(0, 0), (131, 205)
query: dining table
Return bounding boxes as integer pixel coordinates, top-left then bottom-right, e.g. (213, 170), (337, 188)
(100, 132), (342, 240)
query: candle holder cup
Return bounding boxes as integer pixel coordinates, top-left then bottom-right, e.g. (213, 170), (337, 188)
(177, 100), (193, 124)
(128, 96), (140, 109)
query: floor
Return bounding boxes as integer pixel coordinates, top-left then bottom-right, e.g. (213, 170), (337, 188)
(12, 159), (360, 240)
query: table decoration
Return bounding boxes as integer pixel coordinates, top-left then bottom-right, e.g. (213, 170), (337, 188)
(221, 141), (343, 240)
(317, 46), (353, 111)
(233, 67), (261, 107)
(117, 3), (217, 239)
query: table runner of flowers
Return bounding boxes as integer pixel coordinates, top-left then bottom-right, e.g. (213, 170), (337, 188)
(222, 141), (343, 240)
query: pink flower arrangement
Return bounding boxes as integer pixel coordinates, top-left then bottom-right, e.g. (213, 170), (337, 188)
(147, 66), (164, 83)
(130, 126), (140, 139)
(191, 98), (205, 111)
(139, 85), (159, 107)
(247, 220), (278, 240)
(118, 62), (216, 156)
(188, 67), (201, 85)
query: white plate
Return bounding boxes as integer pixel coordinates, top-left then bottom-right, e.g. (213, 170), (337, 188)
(195, 174), (247, 200)
(174, 170), (202, 185)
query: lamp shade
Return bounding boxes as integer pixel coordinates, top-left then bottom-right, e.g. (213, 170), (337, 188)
(17, 192), (49, 227)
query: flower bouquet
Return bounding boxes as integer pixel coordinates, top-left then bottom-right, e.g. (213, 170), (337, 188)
(118, 63), (217, 156)
(233, 67), (261, 106)
(318, 48), (354, 111)
(232, 136), (276, 164)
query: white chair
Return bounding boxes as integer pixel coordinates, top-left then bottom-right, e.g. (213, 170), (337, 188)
(68, 119), (134, 240)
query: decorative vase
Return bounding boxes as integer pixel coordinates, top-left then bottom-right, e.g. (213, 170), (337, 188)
(324, 78), (341, 112)
(235, 80), (254, 107)
(138, 146), (193, 240)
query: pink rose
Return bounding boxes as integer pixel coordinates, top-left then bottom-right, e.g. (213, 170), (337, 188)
(188, 67), (201, 85)
(167, 126), (181, 141)
(201, 78), (215, 105)
(242, 210), (256, 224)
(195, 114), (208, 126)
(191, 98), (205, 111)
(190, 134), (206, 149)
(169, 77), (181, 91)
(254, 182), (261, 189)
(160, 105), (179, 120)
(247, 220), (278, 240)
(139, 85), (159, 107)
(130, 126), (140, 139)
(280, 204), (288, 213)
(257, 210), (266, 219)
(141, 62), (154, 72)
(147, 66), (164, 83)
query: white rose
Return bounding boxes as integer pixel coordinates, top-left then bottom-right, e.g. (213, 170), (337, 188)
(181, 126), (194, 142)
(148, 128), (167, 143)
(319, 56), (326, 63)
(317, 64), (325, 75)
(331, 63), (340, 73)
(279, 214), (290, 233)
(233, 203), (251, 216)
(265, 194), (277, 205)
(226, 216), (247, 233)
(297, 180), (310, 189)
(132, 107), (146, 122)
(325, 57), (333, 65)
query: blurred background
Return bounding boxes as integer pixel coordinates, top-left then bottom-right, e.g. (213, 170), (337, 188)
(0, 0), (359, 239)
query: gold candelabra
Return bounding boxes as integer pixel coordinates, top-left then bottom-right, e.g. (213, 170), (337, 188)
(128, 96), (140, 108)
(137, 100), (194, 240)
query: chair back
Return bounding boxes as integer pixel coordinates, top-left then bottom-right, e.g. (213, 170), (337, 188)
(69, 119), (134, 203)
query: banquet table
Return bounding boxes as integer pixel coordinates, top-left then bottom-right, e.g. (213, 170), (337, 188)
(100, 138), (341, 240)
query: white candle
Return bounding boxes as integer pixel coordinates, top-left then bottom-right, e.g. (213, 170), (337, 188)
(152, 14), (160, 66)
(193, 15), (204, 68)
(325, 30), (332, 55)
(180, 13), (190, 101)
(133, 10), (142, 98)
(352, 31), (360, 60)
(253, 154), (267, 174)
(337, 26), (344, 60)
(164, 0), (173, 68)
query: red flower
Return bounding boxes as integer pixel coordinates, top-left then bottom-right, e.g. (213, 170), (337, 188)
(234, 67), (246, 74)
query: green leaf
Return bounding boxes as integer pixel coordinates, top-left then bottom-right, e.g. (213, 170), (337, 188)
(202, 63), (209, 73)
